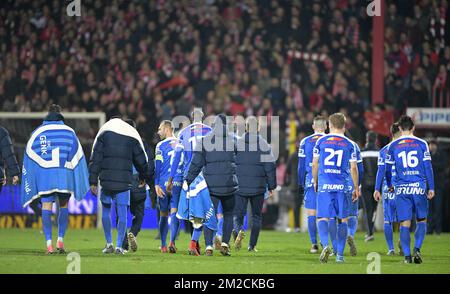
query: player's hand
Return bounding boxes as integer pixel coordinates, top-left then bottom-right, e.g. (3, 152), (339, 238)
(352, 188), (361, 202)
(12, 176), (19, 185)
(388, 186), (394, 193)
(166, 178), (173, 194)
(182, 181), (189, 190)
(155, 185), (165, 198)
(138, 180), (145, 188)
(373, 190), (381, 202)
(268, 190), (273, 198)
(1, 178), (6, 186)
(313, 182), (318, 193)
(90, 185), (98, 196)
(427, 190), (435, 200)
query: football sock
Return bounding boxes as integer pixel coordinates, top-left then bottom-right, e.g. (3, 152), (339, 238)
(414, 222), (427, 251)
(42, 209), (52, 244)
(384, 222), (394, 251)
(116, 204), (127, 248)
(101, 204), (112, 244)
(329, 218), (337, 252)
(317, 219), (329, 247)
(58, 207), (69, 239)
(337, 222), (348, 256)
(400, 226), (411, 257)
(307, 215), (317, 245)
(159, 215), (169, 247)
(170, 213), (180, 244)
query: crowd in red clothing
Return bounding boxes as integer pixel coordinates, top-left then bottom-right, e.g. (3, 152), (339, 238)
(1, 0), (449, 158)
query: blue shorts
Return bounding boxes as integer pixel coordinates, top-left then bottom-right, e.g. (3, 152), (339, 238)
(158, 181), (182, 212)
(317, 191), (349, 219)
(395, 184), (428, 222)
(101, 190), (130, 206)
(383, 191), (397, 223)
(347, 192), (358, 217)
(41, 192), (71, 203)
(304, 187), (317, 210)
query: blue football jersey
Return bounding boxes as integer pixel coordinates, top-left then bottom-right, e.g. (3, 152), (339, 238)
(377, 144), (396, 193)
(385, 136), (431, 186)
(155, 137), (182, 187)
(298, 133), (324, 188)
(313, 134), (357, 192)
(174, 123), (212, 177)
(346, 141), (362, 192)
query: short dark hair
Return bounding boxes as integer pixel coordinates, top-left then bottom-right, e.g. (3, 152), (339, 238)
(125, 119), (136, 128)
(390, 122), (400, 136)
(49, 104), (62, 113)
(397, 115), (415, 131)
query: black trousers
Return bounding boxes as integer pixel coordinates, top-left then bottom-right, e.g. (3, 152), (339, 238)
(428, 187), (443, 234)
(211, 194), (236, 244)
(235, 194), (265, 248)
(122, 196), (146, 249)
(361, 185), (377, 236)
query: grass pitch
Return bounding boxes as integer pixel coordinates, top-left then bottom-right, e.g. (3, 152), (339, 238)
(0, 228), (449, 274)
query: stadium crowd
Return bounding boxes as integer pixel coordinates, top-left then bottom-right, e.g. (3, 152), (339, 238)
(1, 0), (449, 156)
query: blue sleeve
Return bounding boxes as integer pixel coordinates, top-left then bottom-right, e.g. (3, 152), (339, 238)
(385, 161), (393, 188)
(424, 160), (435, 190)
(154, 145), (162, 185)
(169, 146), (182, 179)
(357, 161), (364, 185)
(375, 163), (385, 192)
(298, 156), (305, 187)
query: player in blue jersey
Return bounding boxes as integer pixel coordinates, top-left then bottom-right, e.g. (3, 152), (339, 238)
(155, 120), (183, 253)
(312, 113), (360, 263)
(21, 105), (89, 254)
(385, 116), (435, 264)
(345, 139), (364, 257)
(298, 116), (326, 254)
(166, 109), (214, 256)
(374, 123), (403, 256)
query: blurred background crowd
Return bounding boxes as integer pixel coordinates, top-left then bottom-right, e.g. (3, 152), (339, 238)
(1, 0), (449, 230)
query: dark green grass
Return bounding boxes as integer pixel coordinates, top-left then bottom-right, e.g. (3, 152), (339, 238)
(0, 228), (449, 274)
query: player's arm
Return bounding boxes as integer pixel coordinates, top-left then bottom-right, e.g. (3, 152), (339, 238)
(350, 145), (360, 201)
(384, 147), (394, 191)
(167, 142), (183, 193)
(88, 135), (104, 195)
(312, 157), (319, 193)
(350, 161), (360, 201)
(312, 141), (320, 192)
(184, 141), (205, 186)
(263, 145), (277, 196)
(374, 161), (385, 202)
(0, 128), (20, 185)
(297, 140), (306, 187)
(154, 145), (165, 198)
(423, 143), (435, 200)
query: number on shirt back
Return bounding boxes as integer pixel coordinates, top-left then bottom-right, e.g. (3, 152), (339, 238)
(324, 148), (343, 167)
(398, 150), (419, 168)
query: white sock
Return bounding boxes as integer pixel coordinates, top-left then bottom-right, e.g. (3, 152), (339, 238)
(57, 237), (63, 243)
(46, 240), (52, 247)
